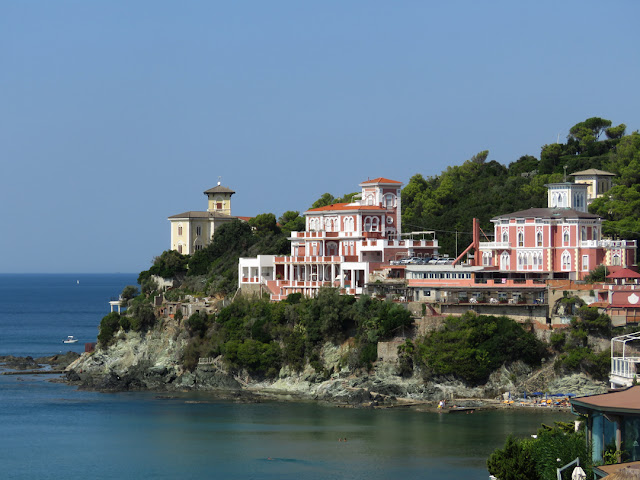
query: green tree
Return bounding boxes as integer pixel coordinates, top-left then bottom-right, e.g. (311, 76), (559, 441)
(569, 117), (612, 142)
(97, 312), (121, 347)
(584, 265), (607, 283)
(278, 211), (306, 236)
(248, 213), (280, 237)
(138, 250), (188, 284)
(539, 143), (563, 174)
(508, 155), (539, 176)
(487, 435), (537, 480)
(120, 285), (139, 304)
(605, 123), (626, 140)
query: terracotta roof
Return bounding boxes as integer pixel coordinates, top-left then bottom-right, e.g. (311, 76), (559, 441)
(492, 207), (600, 221)
(306, 203), (386, 213)
(589, 301), (610, 308)
(359, 177), (402, 185)
(203, 185), (236, 195)
(570, 168), (616, 176)
(607, 268), (640, 279)
(571, 386), (640, 414)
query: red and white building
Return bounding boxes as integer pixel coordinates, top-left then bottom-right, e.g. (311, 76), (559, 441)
(239, 177), (439, 300)
(478, 181), (636, 280)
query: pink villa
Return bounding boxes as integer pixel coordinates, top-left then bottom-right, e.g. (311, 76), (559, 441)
(477, 181), (635, 279)
(239, 177), (439, 300)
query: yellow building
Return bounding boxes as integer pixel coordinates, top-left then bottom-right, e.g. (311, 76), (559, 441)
(570, 168), (615, 203)
(169, 183), (241, 255)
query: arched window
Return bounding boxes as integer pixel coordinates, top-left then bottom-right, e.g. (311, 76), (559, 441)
(364, 216), (380, 232)
(517, 232), (524, 247)
(344, 217), (354, 232)
(581, 226), (587, 241)
(612, 253), (621, 266)
(501, 252), (510, 270)
(383, 193), (395, 208)
(502, 231), (508, 243)
(562, 251), (571, 270)
(365, 194), (374, 206)
(536, 231), (543, 247)
(563, 229), (570, 244)
(593, 226), (598, 240)
(326, 242), (338, 255)
(177, 224), (183, 236)
(483, 252), (492, 266)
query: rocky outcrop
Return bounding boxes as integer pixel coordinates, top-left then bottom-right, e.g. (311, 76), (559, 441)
(64, 315), (608, 405)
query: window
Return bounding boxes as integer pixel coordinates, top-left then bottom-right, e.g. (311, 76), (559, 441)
(612, 254), (621, 266)
(517, 232), (524, 247)
(216, 202), (223, 210)
(383, 193), (395, 208)
(582, 255), (589, 271)
(593, 227), (598, 240)
(364, 216), (380, 232)
(178, 225), (183, 236)
(501, 252), (510, 270)
(423, 290), (431, 297)
(563, 229), (570, 244)
(536, 231), (543, 247)
(196, 226), (202, 236)
(562, 251), (571, 270)
(177, 244), (183, 254)
(581, 226), (587, 241)
(194, 244), (203, 251)
(344, 217), (354, 232)
(502, 231), (508, 243)
(483, 252), (492, 266)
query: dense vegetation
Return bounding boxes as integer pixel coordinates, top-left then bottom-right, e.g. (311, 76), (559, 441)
(551, 302), (613, 381)
(410, 312), (547, 384)
(487, 421), (591, 480)
(181, 289), (414, 376)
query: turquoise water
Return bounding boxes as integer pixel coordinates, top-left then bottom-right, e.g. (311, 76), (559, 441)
(0, 274), (573, 479)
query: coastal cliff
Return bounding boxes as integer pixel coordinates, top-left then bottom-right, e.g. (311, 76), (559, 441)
(65, 313), (607, 406)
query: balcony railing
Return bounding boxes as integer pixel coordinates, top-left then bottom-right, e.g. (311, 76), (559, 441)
(581, 239), (637, 248)
(611, 357), (640, 379)
(479, 241), (511, 249)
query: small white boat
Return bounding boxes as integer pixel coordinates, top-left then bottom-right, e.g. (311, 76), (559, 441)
(63, 336), (78, 344)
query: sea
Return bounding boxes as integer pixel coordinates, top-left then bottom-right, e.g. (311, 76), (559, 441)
(0, 273), (573, 480)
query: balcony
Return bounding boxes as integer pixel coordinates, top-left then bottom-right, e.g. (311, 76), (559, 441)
(479, 241), (511, 249)
(581, 239), (637, 248)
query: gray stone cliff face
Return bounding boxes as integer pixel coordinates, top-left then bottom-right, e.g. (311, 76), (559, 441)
(65, 316), (607, 404)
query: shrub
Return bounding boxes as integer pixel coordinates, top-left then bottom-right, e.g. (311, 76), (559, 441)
(415, 312), (547, 385)
(97, 312), (121, 347)
(549, 331), (566, 352)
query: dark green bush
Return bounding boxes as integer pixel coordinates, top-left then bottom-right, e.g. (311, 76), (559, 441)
(415, 312), (547, 385)
(97, 312), (121, 347)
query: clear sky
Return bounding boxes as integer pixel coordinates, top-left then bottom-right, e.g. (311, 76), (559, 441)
(1, 1), (639, 274)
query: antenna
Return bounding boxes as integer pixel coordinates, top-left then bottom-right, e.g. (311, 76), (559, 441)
(217, 176), (221, 186)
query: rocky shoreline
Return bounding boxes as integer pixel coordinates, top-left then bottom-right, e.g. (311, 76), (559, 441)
(1, 315), (609, 410)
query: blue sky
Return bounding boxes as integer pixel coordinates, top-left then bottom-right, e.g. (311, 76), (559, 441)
(1, 1), (638, 274)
